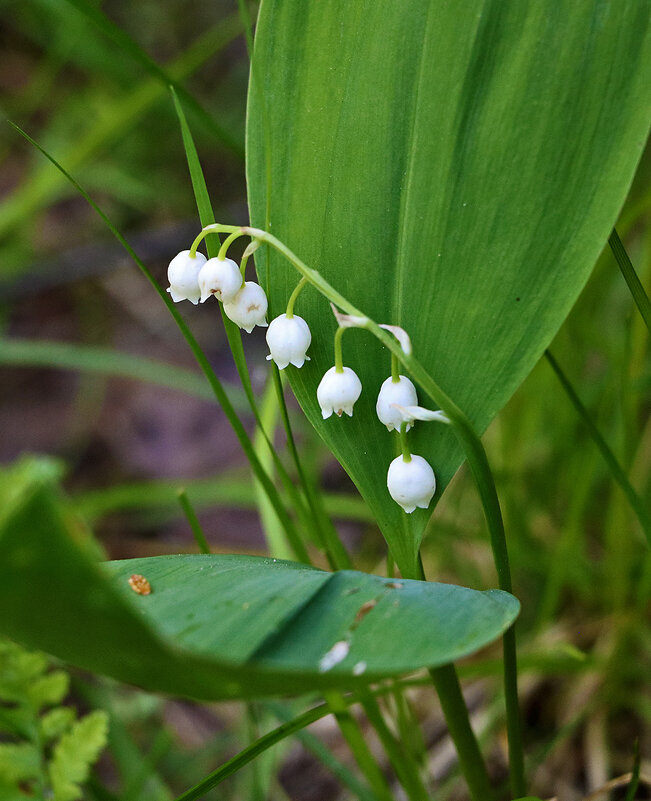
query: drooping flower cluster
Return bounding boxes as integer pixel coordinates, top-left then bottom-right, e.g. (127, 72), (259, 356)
(167, 227), (447, 515)
(167, 249), (269, 332)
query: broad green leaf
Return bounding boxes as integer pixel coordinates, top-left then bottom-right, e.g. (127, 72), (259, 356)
(246, 1), (651, 576)
(0, 468), (518, 701)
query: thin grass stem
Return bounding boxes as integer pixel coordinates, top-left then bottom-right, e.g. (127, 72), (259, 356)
(360, 693), (430, 801)
(609, 228), (651, 333)
(270, 367), (352, 570)
(177, 489), (210, 554)
(545, 349), (651, 546)
(323, 693), (395, 801)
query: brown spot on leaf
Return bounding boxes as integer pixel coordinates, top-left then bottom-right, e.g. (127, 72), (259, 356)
(355, 600), (377, 623)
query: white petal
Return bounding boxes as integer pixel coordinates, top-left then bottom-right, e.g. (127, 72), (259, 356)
(329, 303), (369, 329)
(391, 404), (450, 424)
(379, 323), (412, 355)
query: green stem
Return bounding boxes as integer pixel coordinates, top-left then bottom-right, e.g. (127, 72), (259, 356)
(428, 666), (495, 801)
(174, 703), (333, 801)
(324, 693), (395, 801)
(189, 227), (216, 257)
(360, 693), (430, 801)
(399, 422), (411, 462)
(405, 559), (495, 801)
(200, 222), (525, 795)
(333, 326), (345, 373)
(271, 367), (352, 570)
(285, 276), (309, 318)
(218, 230), (245, 261)
(609, 228), (651, 333)
(177, 489), (211, 554)
(391, 352), (400, 383)
(545, 349), (651, 546)
(240, 240), (260, 278)
(253, 372), (294, 561)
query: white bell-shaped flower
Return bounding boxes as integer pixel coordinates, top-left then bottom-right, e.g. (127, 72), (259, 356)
(167, 250), (206, 304)
(387, 454), (436, 513)
(223, 281), (268, 333)
(198, 257), (242, 303)
(266, 314), (311, 369)
(317, 366), (362, 419)
(376, 375), (418, 431)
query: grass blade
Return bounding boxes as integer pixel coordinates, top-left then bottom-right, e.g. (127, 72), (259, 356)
(609, 228), (651, 333)
(170, 89), (317, 558)
(271, 366), (352, 570)
(252, 372), (294, 560)
(545, 349), (651, 546)
(623, 741), (641, 801)
(173, 704), (332, 801)
(74, 474), (372, 525)
(177, 489), (211, 554)
(8, 121), (309, 564)
(267, 702), (377, 801)
(0, 337), (247, 409)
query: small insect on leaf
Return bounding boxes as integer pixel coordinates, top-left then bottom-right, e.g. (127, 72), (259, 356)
(128, 574), (152, 595)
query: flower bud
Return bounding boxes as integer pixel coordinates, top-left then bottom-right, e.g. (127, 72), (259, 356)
(376, 375), (418, 431)
(198, 257), (242, 303)
(167, 250), (206, 304)
(266, 313), (311, 369)
(317, 366), (362, 419)
(223, 281), (268, 333)
(387, 454), (436, 513)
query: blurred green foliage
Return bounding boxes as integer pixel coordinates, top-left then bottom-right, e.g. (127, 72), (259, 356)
(0, 638), (108, 801)
(0, 0), (649, 799)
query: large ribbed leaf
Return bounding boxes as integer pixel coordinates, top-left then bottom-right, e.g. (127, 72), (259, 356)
(246, 0), (651, 576)
(0, 463), (518, 701)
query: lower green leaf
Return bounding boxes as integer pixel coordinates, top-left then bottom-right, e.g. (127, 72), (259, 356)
(0, 460), (519, 700)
